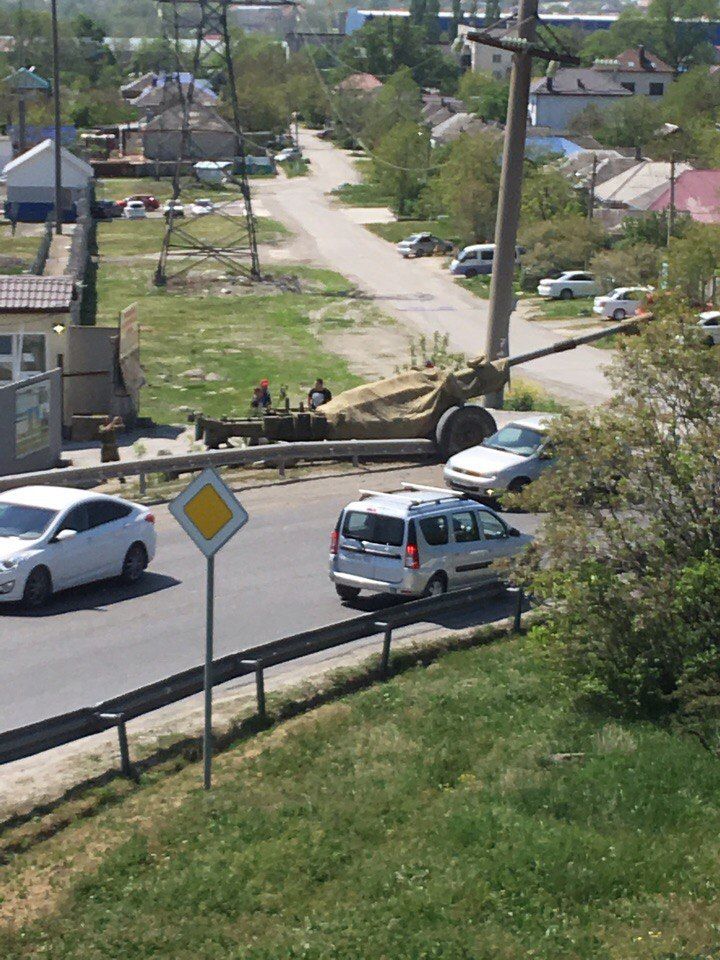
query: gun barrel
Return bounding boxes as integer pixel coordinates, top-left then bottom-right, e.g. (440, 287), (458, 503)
(506, 313), (650, 369)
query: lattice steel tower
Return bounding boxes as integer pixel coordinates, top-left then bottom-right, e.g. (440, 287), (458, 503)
(153, 0), (290, 285)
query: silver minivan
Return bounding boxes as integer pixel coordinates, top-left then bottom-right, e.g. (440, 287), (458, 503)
(328, 484), (531, 601)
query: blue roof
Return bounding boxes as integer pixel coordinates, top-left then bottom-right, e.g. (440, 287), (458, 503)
(526, 136), (585, 158)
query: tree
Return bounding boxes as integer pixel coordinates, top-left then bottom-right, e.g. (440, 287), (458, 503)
(484, 0), (501, 25)
(589, 243), (662, 290)
(372, 121), (431, 216)
(647, 0), (718, 69)
(668, 223), (720, 302)
(458, 70), (509, 123)
(424, 131), (503, 244)
(521, 165), (583, 224)
(592, 96), (664, 152)
(450, 0), (462, 41)
(621, 211), (691, 247)
(518, 215), (606, 290)
(363, 67), (422, 146)
(519, 300), (720, 739)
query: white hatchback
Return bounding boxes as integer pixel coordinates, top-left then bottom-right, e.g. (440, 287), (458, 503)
(698, 310), (720, 344)
(0, 487), (156, 608)
(593, 287), (652, 321)
(190, 198), (215, 215)
(443, 414), (558, 498)
(122, 200), (147, 220)
(537, 271), (599, 300)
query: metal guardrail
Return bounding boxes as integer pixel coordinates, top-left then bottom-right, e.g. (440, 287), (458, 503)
(0, 439), (435, 494)
(0, 582), (522, 771)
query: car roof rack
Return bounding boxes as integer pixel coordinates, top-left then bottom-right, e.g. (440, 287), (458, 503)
(357, 483), (471, 507)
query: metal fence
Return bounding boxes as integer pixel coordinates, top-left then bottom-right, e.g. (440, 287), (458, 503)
(0, 438), (435, 493)
(0, 583), (523, 773)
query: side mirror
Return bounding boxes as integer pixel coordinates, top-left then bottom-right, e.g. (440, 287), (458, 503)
(538, 448), (554, 460)
(54, 528), (77, 543)
(508, 527), (521, 537)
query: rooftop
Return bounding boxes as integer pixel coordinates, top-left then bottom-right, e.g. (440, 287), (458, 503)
(594, 46), (673, 74)
(0, 276), (77, 313)
(336, 72), (383, 93)
(649, 169), (720, 222)
(531, 67), (632, 97)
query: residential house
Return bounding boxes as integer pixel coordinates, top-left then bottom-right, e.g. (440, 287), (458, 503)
(336, 72), (383, 94)
(593, 46), (674, 97)
(430, 112), (491, 146)
(143, 104), (237, 161)
(649, 169), (720, 223)
(131, 76), (218, 122)
(529, 67), (632, 132)
(594, 159), (692, 209)
(455, 21), (518, 79)
(4, 139), (93, 222)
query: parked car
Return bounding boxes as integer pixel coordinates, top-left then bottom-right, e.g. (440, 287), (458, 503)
(275, 147), (302, 163)
(450, 244), (521, 278)
(537, 271), (599, 300)
(593, 286), (652, 320)
(190, 198), (215, 216)
(0, 487), (156, 608)
(698, 310), (720, 345)
(122, 200), (147, 220)
(118, 194), (159, 211)
(328, 483), (531, 601)
(397, 233), (454, 258)
(163, 200), (185, 219)
(443, 414), (558, 499)
(91, 199), (122, 220)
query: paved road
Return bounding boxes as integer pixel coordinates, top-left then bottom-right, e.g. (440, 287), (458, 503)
(255, 132), (612, 406)
(0, 465), (539, 733)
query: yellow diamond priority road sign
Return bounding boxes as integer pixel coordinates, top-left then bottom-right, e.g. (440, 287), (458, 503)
(169, 468), (248, 558)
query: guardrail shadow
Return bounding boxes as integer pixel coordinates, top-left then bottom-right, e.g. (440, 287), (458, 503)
(3, 572), (181, 618)
(343, 586), (523, 630)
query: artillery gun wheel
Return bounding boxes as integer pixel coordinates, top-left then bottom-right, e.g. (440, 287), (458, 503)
(435, 406), (497, 459)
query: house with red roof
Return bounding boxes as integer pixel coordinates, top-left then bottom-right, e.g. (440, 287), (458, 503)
(593, 46), (675, 98)
(336, 73), (383, 94)
(649, 169), (720, 223)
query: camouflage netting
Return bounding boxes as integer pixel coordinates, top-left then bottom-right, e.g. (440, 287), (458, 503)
(319, 356), (509, 440)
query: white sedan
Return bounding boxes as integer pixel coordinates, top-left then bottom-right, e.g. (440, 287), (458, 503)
(593, 287), (652, 321)
(163, 200), (185, 218)
(698, 310), (720, 344)
(122, 200), (147, 220)
(190, 198), (215, 216)
(0, 487), (156, 608)
(537, 271), (599, 300)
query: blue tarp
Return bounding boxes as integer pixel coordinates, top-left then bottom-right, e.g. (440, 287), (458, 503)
(526, 136), (585, 158)
(8, 125), (77, 147)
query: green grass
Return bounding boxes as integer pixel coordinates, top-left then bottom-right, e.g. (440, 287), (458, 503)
(94, 251), (363, 424)
(526, 296), (595, 322)
(4, 632), (720, 958)
(366, 219), (458, 244)
(283, 158), (310, 178)
(331, 180), (394, 207)
(95, 174), (273, 204)
(96, 215), (289, 258)
(504, 377), (570, 413)
(0, 225), (44, 270)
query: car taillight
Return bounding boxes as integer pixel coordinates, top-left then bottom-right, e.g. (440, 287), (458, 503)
(145, 513), (155, 524)
(330, 529), (339, 554)
(404, 521), (420, 569)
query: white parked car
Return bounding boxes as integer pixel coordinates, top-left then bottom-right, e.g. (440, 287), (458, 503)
(537, 271), (600, 299)
(190, 198), (215, 216)
(163, 200), (185, 218)
(698, 310), (720, 344)
(122, 200), (147, 220)
(275, 147), (301, 163)
(0, 487), (156, 608)
(593, 286), (652, 321)
(443, 414), (558, 499)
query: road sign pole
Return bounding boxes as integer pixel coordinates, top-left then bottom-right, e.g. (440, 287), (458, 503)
(204, 554), (214, 790)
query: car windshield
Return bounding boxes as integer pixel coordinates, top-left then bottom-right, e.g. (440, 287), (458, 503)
(343, 510), (405, 546)
(482, 425), (544, 457)
(0, 502), (58, 539)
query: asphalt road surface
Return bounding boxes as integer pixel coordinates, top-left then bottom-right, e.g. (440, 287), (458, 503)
(0, 465), (539, 733)
(254, 132), (613, 406)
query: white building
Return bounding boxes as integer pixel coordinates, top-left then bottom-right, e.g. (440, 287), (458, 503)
(456, 21), (517, 79)
(529, 68), (632, 132)
(593, 47), (674, 98)
(4, 139), (93, 208)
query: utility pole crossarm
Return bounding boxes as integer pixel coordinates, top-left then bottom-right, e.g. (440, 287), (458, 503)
(463, 30), (580, 65)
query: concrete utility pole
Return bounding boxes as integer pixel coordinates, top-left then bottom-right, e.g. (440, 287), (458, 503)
(50, 0), (63, 235)
(667, 152), (676, 245)
(588, 152), (597, 220)
(482, 0), (537, 405)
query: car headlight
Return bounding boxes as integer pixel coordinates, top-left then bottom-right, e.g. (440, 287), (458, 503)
(1, 556), (19, 570)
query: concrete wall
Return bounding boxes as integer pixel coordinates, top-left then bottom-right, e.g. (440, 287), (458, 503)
(64, 326), (134, 427)
(0, 368), (62, 476)
(604, 70), (672, 97)
(143, 129), (237, 161)
(530, 93), (624, 131)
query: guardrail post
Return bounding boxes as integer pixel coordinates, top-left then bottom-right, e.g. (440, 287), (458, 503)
(139, 471), (147, 496)
(278, 458), (286, 479)
(375, 622), (393, 678)
(352, 454), (359, 468)
(511, 587), (524, 633)
(241, 659), (267, 721)
(98, 712), (134, 779)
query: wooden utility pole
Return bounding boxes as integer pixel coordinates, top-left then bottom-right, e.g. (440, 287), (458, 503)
(588, 152), (597, 220)
(465, 11), (579, 406)
(50, 0), (63, 235)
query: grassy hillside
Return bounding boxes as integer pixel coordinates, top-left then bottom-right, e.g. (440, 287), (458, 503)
(3, 631), (720, 959)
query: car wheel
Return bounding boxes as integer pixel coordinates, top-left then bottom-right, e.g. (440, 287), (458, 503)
(23, 567), (52, 609)
(560, 288), (574, 300)
(613, 307), (626, 321)
(335, 584), (360, 601)
(465, 268), (478, 278)
(121, 543), (148, 585)
(436, 406), (498, 459)
(508, 477), (531, 495)
(423, 573), (447, 598)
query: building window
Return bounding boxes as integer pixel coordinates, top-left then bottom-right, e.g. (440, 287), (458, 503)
(0, 333), (47, 382)
(493, 70), (502, 79)
(492, 53), (502, 63)
(621, 81), (635, 92)
(649, 82), (664, 95)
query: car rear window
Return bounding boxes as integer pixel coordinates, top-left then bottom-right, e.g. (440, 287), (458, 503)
(342, 510), (405, 546)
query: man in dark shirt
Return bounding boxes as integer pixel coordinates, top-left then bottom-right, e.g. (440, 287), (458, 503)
(308, 378), (332, 410)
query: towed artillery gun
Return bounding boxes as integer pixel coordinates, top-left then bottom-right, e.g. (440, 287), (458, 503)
(197, 317), (642, 457)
